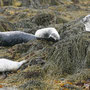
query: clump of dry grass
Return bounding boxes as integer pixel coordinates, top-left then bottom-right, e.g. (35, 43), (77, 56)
(32, 13), (55, 26)
(13, 1), (22, 7)
(24, 70), (42, 78)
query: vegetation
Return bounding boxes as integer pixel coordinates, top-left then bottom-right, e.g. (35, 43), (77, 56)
(0, 0), (90, 90)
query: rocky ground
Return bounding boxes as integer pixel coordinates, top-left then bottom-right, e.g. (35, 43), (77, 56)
(0, 0), (90, 90)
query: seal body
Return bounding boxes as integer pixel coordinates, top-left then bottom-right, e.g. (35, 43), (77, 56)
(35, 27), (60, 42)
(0, 31), (36, 46)
(82, 15), (90, 31)
(0, 58), (27, 72)
(0, 58), (27, 78)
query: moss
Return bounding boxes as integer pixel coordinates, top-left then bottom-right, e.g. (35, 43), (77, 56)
(71, 0), (79, 4)
(2, 0), (12, 6)
(50, 0), (59, 5)
(85, 46), (90, 68)
(13, 0), (22, 7)
(24, 65), (44, 79)
(0, 21), (15, 32)
(67, 69), (90, 81)
(0, 0), (4, 6)
(19, 80), (47, 90)
(33, 13), (55, 26)
(56, 17), (68, 24)
(0, 0), (89, 89)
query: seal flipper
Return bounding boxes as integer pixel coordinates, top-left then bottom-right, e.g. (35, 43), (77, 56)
(2, 72), (7, 79)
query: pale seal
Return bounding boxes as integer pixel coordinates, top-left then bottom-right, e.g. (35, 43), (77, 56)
(82, 14), (90, 31)
(35, 27), (60, 42)
(0, 58), (28, 78)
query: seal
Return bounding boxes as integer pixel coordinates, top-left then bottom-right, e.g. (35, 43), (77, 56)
(0, 58), (28, 78)
(82, 14), (90, 31)
(35, 27), (60, 42)
(0, 31), (36, 46)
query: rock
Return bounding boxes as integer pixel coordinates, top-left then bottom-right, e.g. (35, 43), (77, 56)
(60, 78), (65, 81)
(29, 57), (46, 66)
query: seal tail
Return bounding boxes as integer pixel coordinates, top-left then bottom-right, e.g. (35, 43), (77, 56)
(19, 60), (28, 66)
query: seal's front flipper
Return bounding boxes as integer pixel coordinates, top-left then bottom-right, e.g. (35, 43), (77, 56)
(2, 72), (7, 79)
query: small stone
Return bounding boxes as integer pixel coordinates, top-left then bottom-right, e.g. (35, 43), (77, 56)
(60, 78), (65, 81)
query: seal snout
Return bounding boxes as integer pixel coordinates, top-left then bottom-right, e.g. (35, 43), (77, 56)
(82, 15), (90, 24)
(82, 18), (88, 24)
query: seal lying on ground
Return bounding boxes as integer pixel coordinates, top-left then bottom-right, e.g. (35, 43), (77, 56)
(0, 31), (36, 46)
(0, 58), (28, 78)
(82, 14), (90, 31)
(35, 27), (60, 42)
